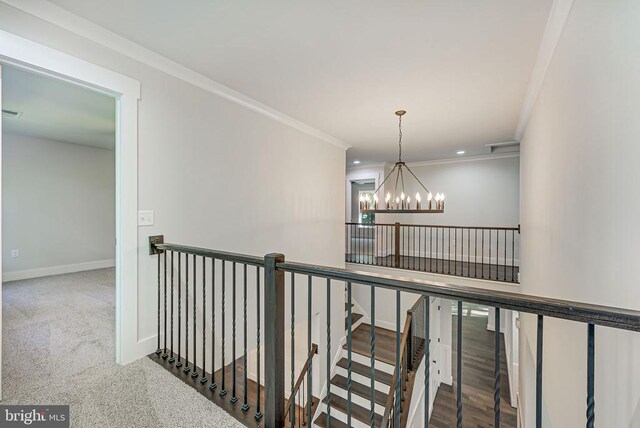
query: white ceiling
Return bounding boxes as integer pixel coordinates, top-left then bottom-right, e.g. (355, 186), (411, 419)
(2, 65), (115, 150)
(44, 0), (552, 162)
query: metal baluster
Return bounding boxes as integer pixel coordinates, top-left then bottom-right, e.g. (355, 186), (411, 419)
(482, 230), (485, 279)
(290, 272), (296, 427)
(448, 227), (451, 274)
(494, 307), (501, 427)
(184, 255), (190, 373)
(512, 230), (516, 282)
(504, 230), (507, 281)
(169, 251), (175, 363)
(326, 278), (331, 428)
(220, 261), (227, 396)
(395, 290), (401, 427)
(496, 229), (499, 280)
(467, 228), (470, 278)
(454, 228), (458, 275)
(347, 282), (353, 428)
(587, 323), (595, 428)
(255, 266), (263, 421)
(156, 252), (161, 355)
(307, 275), (313, 427)
(176, 254), (183, 368)
(370, 285), (376, 428)
(536, 315), (543, 428)
(231, 262), (238, 403)
(210, 259), (217, 390)
(457, 300), (462, 428)
(424, 296), (430, 427)
(192, 254), (198, 378)
(200, 257), (207, 384)
(475, 229), (478, 278)
(430, 227), (433, 272)
(242, 264), (249, 412)
(163, 251), (168, 358)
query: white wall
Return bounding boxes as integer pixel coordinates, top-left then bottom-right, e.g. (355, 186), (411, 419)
(519, 1), (640, 426)
(0, 3), (346, 369)
(2, 133), (115, 280)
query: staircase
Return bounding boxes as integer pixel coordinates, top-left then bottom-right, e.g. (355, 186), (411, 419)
(314, 303), (396, 427)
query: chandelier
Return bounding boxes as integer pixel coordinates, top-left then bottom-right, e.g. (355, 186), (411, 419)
(361, 110), (445, 213)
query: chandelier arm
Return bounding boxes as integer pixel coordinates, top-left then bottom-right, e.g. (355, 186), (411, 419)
(394, 165), (401, 198)
(399, 165), (406, 196)
(404, 164), (431, 195)
(373, 163), (398, 195)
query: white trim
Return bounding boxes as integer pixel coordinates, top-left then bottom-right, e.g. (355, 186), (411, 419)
(0, 0), (350, 150)
(514, 0), (575, 140)
(346, 162), (389, 172)
(407, 152), (519, 168)
(3, 259), (115, 282)
(0, 29), (141, 365)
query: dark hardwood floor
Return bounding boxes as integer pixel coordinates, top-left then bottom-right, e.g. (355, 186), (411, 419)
(149, 353), (318, 427)
(430, 305), (517, 427)
(345, 253), (519, 283)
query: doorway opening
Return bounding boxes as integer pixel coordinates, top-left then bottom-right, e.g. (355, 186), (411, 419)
(2, 64), (117, 400)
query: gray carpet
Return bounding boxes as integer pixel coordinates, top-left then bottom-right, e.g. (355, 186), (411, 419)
(2, 268), (244, 427)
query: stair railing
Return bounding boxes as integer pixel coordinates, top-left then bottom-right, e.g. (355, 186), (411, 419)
(284, 343), (318, 427)
(345, 222), (521, 283)
(149, 236), (640, 428)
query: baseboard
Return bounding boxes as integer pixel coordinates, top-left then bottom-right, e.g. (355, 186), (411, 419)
(3, 259), (115, 282)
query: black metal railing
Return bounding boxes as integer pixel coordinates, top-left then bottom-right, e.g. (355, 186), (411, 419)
(345, 222), (520, 283)
(150, 236), (640, 428)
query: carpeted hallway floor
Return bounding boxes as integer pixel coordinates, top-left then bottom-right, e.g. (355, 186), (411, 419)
(2, 268), (244, 427)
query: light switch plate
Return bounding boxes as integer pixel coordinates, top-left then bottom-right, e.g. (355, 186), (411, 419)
(138, 210), (154, 226)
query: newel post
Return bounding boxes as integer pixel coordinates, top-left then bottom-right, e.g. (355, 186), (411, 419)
(264, 253), (285, 427)
(394, 222), (401, 268)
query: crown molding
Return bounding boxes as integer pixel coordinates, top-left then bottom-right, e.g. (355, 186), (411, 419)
(1, 0), (350, 150)
(407, 152), (519, 168)
(346, 162), (387, 172)
(514, 0), (575, 141)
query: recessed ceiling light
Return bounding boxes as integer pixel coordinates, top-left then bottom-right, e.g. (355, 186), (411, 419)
(353, 160), (360, 164)
(456, 150), (465, 155)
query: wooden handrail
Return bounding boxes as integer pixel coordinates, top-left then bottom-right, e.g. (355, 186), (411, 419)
(382, 314), (414, 426)
(283, 343), (318, 419)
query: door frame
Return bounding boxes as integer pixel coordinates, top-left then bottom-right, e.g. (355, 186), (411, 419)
(0, 29), (141, 367)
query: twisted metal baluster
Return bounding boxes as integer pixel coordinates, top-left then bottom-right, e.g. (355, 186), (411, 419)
(191, 254), (198, 378)
(494, 307), (501, 427)
(326, 278), (331, 428)
(587, 323), (595, 428)
(370, 285), (376, 428)
(200, 256), (208, 384)
(457, 301), (463, 428)
(347, 282), (352, 428)
(210, 259), (217, 390)
(163, 251), (168, 358)
(290, 272), (296, 427)
(307, 275), (312, 426)
(255, 266), (263, 421)
(183, 255), (190, 373)
(176, 254), (183, 368)
(169, 251), (175, 363)
(220, 261), (227, 396)
(156, 252), (161, 355)
(231, 262), (238, 403)
(242, 264), (250, 412)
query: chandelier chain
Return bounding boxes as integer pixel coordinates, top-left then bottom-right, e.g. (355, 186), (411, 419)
(398, 114), (403, 162)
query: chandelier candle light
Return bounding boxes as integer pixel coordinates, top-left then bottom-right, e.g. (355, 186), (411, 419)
(362, 110), (445, 213)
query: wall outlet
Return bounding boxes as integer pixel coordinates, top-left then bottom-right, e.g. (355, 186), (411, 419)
(138, 210), (154, 226)
(10, 249), (19, 258)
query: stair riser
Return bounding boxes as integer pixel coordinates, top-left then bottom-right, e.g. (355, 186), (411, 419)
(347, 350), (395, 373)
(345, 315), (365, 331)
(330, 384), (385, 415)
(334, 366), (390, 394)
(316, 403), (372, 428)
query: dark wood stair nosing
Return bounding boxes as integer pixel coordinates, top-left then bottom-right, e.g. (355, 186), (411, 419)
(322, 393), (382, 427)
(335, 358), (393, 386)
(330, 374), (387, 406)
